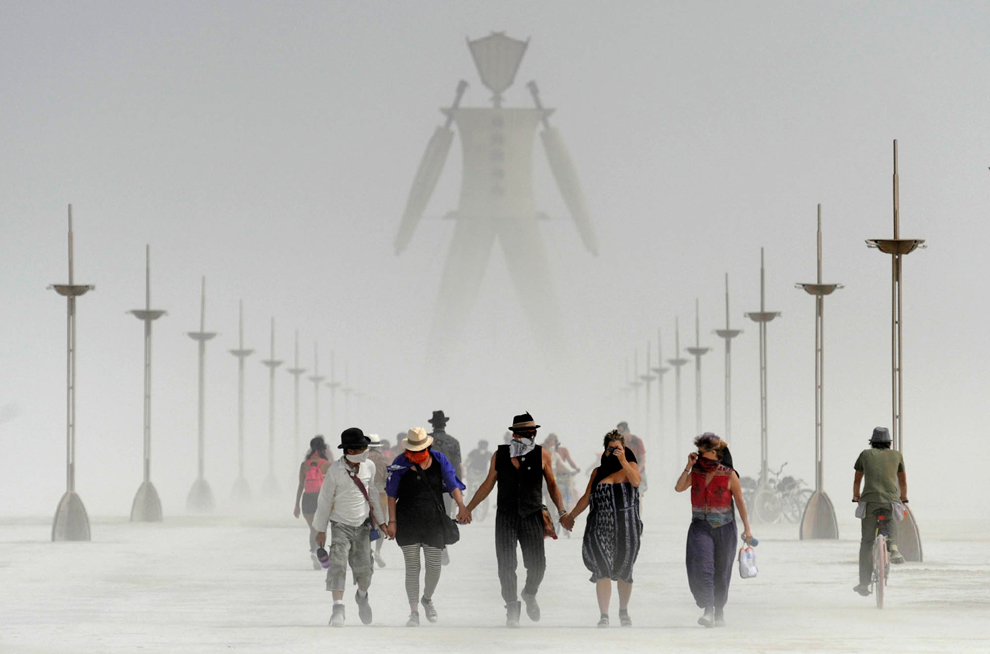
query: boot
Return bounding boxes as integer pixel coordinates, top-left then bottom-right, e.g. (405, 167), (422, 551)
(329, 603), (345, 627)
(355, 590), (372, 625)
(698, 606), (715, 628)
(506, 601), (521, 628)
(521, 592), (541, 622)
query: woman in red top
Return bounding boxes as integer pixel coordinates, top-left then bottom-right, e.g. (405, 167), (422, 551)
(294, 436), (332, 569)
(675, 433), (752, 627)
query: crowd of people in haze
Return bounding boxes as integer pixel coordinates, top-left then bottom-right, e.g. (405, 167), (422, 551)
(292, 410), (908, 628)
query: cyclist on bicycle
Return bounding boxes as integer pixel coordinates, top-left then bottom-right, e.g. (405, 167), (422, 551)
(465, 440), (492, 492)
(852, 426), (908, 596)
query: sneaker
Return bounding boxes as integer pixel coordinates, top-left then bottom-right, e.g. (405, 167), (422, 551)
(890, 550), (906, 565)
(329, 604), (345, 627)
(355, 590), (372, 625)
(421, 597), (438, 623)
(698, 607), (715, 628)
(406, 611), (420, 627)
(441, 549), (450, 566)
(714, 608), (725, 627)
(521, 592), (541, 622)
(853, 584), (871, 597)
(506, 601), (521, 628)
(311, 554), (322, 570)
(618, 609), (632, 627)
(374, 551), (386, 568)
(597, 614), (609, 628)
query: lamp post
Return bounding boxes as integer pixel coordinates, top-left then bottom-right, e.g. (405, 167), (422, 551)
(796, 205), (841, 540)
(308, 343), (326, 438)
(285, 331), (307, 461)
(49, 204), (94, 541)
(260, 317), (283, 498)
(714, 275), (743, 442)
(651, 329), (670, 477)
(228, 300), (254, 501)
(745, 248), (781, 488)
(639, 342), (657, 448)
(128, 245), (166, 522)
(866, 139), (925, 561)
(685, 299), (711, 435)
(667, 318), (690, 462)
(186, 277), (217, 513)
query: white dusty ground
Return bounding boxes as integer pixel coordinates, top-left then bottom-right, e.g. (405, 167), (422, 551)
(1, 506), (988, 654)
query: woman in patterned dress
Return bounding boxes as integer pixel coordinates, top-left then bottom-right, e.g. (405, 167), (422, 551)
(561, 430), (642, 628)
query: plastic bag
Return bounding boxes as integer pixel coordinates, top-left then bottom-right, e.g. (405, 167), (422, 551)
(738, 546), (758, 579)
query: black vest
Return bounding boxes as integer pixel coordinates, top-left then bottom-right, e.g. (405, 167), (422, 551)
(495, 444), (544, 517)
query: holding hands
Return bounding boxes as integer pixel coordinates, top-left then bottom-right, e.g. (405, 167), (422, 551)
(456, 506), (473, 525)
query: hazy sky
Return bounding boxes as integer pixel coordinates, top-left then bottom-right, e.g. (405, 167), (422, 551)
(2, 2), (987, 517)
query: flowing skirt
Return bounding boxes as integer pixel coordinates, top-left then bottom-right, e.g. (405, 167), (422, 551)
(582, 482), (643, 583)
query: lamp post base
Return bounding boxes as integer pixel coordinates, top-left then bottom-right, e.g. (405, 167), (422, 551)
(185, 478), (215, 513)
(799, 490), (839, 540)
(52, 491), (91, 542)
(130, 481), (163, 522)
(898, 505), (923, 562)
(230, 477), (253, 504)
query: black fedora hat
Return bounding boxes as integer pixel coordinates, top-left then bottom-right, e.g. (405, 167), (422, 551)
(339, 427), (370, 450)
(509, 412), (540, 433)
(429, 410), (449, 425)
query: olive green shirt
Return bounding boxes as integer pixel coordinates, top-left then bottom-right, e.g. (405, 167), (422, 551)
(854, 448), (904, 504)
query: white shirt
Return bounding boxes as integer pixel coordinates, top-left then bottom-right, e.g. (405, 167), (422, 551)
(313, 458), (385, 530)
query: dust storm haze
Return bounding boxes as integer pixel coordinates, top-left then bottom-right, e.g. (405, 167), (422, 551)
(1, 2), (988, 652)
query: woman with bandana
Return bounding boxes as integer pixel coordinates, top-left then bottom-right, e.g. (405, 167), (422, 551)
(674, 433), (753, 628)
(561, 430), (642, 627)
(386, 427), (467, 626)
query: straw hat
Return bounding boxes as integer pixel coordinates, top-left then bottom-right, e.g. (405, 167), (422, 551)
(401, 427), (434, 452)
(367, 434), (381, 447)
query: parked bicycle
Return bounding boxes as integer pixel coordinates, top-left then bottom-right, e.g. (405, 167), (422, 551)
(741, 463), (812, 524)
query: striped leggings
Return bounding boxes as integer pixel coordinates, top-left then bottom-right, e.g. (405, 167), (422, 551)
(401, 544), (443, 604)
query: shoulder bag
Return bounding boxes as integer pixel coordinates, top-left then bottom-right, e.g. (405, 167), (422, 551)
(413, 462), (460, 546)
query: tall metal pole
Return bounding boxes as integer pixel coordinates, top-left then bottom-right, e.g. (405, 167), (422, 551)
(260, 317), (284, 497)
(325, 351), (341, 437)
(228, 300), (254, 501)
(651, 329), (670, 477)
(285, 331), (307, 460)
(639, 341), (656, 447)
(186, 277), (217, 512)
(686, 299), (711, 435)
(867, 139), (925, 561)
(129, 245), (166, 522)
(746, 248), (781, 486)
(308, 342), (326, 438)
(667, 318), (689, 462)
(714, 275), (742, 442)
(50, 204), (94, 541)
(797, 205), (841, 540)
(341, 364), (353, 426)
(630, 348), (643, 427)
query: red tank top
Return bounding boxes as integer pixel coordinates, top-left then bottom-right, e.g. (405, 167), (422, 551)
(690, 464), (734, 527)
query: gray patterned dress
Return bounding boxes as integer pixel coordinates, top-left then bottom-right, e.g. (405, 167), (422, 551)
(582, 481), (643, 583)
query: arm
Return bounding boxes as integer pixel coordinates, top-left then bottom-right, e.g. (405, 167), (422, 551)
(853, 470), (864, 502)
(898, 471), (908, 502)
(313, 467), (337, 547)
(465, 454), (498, 513)
(729, 471), (753, 542)
(367, 464), (386, 527)
(614, 444), (641, 486)
(675, 452), (698, 492)
(561, 473), (595, 531)
(542, 448), (566, 515)
(388, 496), (397, 531)
(294, 461), (306, 518)
(560, 447), (579, 472)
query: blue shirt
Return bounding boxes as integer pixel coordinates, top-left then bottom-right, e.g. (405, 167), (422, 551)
(386, 450), (465, 498)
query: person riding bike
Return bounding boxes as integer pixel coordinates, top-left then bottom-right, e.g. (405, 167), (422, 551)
(852, 426), (908, 597)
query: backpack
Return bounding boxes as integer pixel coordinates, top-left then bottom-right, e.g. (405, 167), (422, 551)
(304, 459), (325, 493)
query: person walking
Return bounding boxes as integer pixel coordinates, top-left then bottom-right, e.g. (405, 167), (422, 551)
(367, 434), (392, 568)
(385, 427), (468, 626)
(852, 426), (908, 596)
(464, 412), (568, 627)
(674, 433), (753, 628)
(561, 430), (642, 627)
(427, 410), (462, 565)
(294, 436), (333, 569)
(314, 427), (392, 627)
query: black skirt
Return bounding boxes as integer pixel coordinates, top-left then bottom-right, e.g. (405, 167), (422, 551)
(395, 460), (447, 550)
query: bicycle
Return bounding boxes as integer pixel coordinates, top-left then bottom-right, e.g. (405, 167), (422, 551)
(871, 507), (891, 609)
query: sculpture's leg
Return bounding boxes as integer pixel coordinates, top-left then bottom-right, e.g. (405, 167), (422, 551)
(496, 217), (565, 362)
(428, 217), (498, 363)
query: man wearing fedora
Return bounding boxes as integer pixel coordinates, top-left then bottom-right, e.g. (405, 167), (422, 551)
(314, 427), (391, 627)
(464, 412), (569, 627)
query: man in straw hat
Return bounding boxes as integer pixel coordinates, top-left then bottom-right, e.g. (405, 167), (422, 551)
(315, 427), (392, 627)
(464, 412), (569, 627)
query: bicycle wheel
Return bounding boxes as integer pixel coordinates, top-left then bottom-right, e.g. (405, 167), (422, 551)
(784, 490), (813, 524)
(873, 534), (887, 609)
(754, 488), (782, 524)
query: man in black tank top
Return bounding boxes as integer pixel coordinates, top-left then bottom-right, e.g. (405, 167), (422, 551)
(464, 412), (569, 627)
